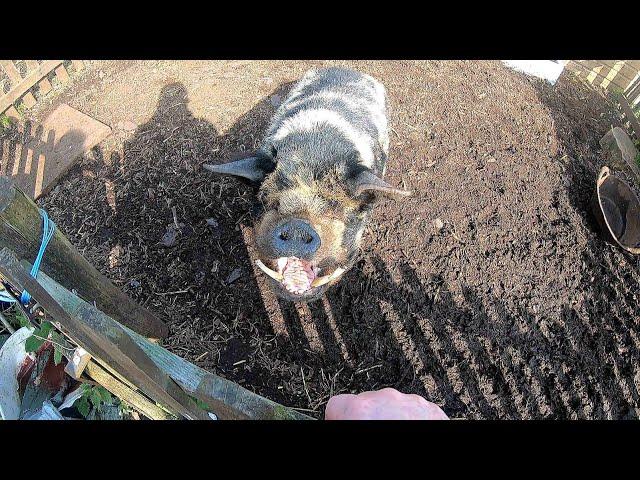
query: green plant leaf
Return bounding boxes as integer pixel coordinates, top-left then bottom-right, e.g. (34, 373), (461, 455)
(96, 386), (113, 405)
(53, 345), (63, 365)
(76, 396), (90, 417)
(39, 321), (53, 338)
(89, 388), (102, 408)
(24, 335), (45, 353)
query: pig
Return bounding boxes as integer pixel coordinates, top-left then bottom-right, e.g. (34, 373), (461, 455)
(204, 67), (410, 302)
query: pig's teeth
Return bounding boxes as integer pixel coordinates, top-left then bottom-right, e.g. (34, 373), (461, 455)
(277, 257), (288, 273)
(255, 259), (284, 281)
(311, 267), (345, 288)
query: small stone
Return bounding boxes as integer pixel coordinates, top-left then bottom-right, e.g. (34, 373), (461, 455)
(206, 218), (219, 228)
(226, 268), (242, 285)
(210, 260), (220, 274)
(434, 218), (445, 232)
(270, 94), (282, 107)
(160, 227), (178, 247)
(129, 279), (141, 288)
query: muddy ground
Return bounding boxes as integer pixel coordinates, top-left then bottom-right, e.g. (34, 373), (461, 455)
(18, 60), (640, 419)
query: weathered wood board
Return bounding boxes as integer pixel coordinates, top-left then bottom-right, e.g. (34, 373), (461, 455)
(0, 104), (111, 199)
(21, 260), (312, 420)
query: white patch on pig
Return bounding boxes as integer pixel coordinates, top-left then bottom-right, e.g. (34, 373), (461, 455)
(282, 69), (319, 104)
(354, 226), (364, 246)
(272, 108), (375, 168)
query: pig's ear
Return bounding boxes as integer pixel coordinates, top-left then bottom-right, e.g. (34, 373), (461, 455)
(351, 170), (412, 200)
(203, 150), (276, 183)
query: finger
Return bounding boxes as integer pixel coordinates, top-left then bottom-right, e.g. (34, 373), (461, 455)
(325, 394), (358, 420)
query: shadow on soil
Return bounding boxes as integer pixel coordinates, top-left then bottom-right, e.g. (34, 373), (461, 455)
(0, 121), (86, 199)
(529, 74), (640, 420)
(40, 77), (640, 419)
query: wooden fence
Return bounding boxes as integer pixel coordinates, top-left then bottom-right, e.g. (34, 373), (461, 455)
(0, 60), (84, 120)
(565, 60), (640, 104)
(565, 60), (640, 140)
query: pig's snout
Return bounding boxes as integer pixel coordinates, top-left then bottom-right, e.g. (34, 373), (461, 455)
(272, 219), (321, 258)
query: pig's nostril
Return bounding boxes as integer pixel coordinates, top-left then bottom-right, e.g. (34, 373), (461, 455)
(272, 219), (320, 257)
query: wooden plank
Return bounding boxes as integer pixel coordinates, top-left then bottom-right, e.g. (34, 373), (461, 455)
(33, 266), (313, 420)
(568, 61), (638, 91)
(54, 64), (70, 83)
(37, 78), (52, 96)
(0, 60), (22, 84)
(619, 96), (640, 140)
(24, 61), (53, 96)
(21, 92), (36, 109)
(0, 60), (62, 114)
(0, 176), (169, 339)
(600, 61), (624, 90)
(23, 60), (39, 72)
(4, 106), (19, 121)
(85, 361), (173, 420)
(129, 328), (314, 420)
(625, 77), (640, 104)
(0, 248), (209, 420)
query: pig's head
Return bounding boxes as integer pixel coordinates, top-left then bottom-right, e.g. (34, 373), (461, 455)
(204, 143), (410, 302)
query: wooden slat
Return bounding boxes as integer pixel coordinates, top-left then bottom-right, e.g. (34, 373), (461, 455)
(600, 61), (625, 90)
(625, 75), (640, 95)
(21, 92), (36, 108)
(85, 361), (173, 420)
(568, 60), (640, 91)
(0, 60), (62, 114)
(23, 60), (53, 95)
(23, 60), (39, 72)
(4, 106), (19, 121)
(0, 60), (22, 84)
(619, 96), (640, 140)
(625, 77), (640, 104)
(54, 64), (70, 83)
(37, 78), (52, 96)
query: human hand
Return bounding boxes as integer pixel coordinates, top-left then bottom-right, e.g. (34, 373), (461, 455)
(325, 388), (449, 420)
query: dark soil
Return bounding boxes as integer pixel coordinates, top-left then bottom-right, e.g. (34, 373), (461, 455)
(35, 61), (640, 419)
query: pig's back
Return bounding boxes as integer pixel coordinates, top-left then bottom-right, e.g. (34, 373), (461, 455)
(265, 67), (389, 172)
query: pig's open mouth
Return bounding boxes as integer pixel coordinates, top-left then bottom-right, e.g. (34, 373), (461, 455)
(255, 257), (345, 296)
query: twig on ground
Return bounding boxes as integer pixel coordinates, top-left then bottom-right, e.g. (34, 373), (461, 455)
(300, 366), (312, 406)
(171, 206), (181, 230)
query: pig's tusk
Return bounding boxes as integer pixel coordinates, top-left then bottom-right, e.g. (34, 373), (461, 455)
(255, 259), (284, 281)
(311, 267), (345, 288)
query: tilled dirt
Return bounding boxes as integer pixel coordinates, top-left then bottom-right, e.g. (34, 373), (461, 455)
(28, 60), (640, 419)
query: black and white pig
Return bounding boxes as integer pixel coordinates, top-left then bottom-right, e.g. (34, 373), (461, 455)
(205, 67), (410, 302)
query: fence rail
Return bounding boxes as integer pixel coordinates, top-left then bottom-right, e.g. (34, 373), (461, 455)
(565, 60), (640, 106)
(0, 60), (84, 120)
